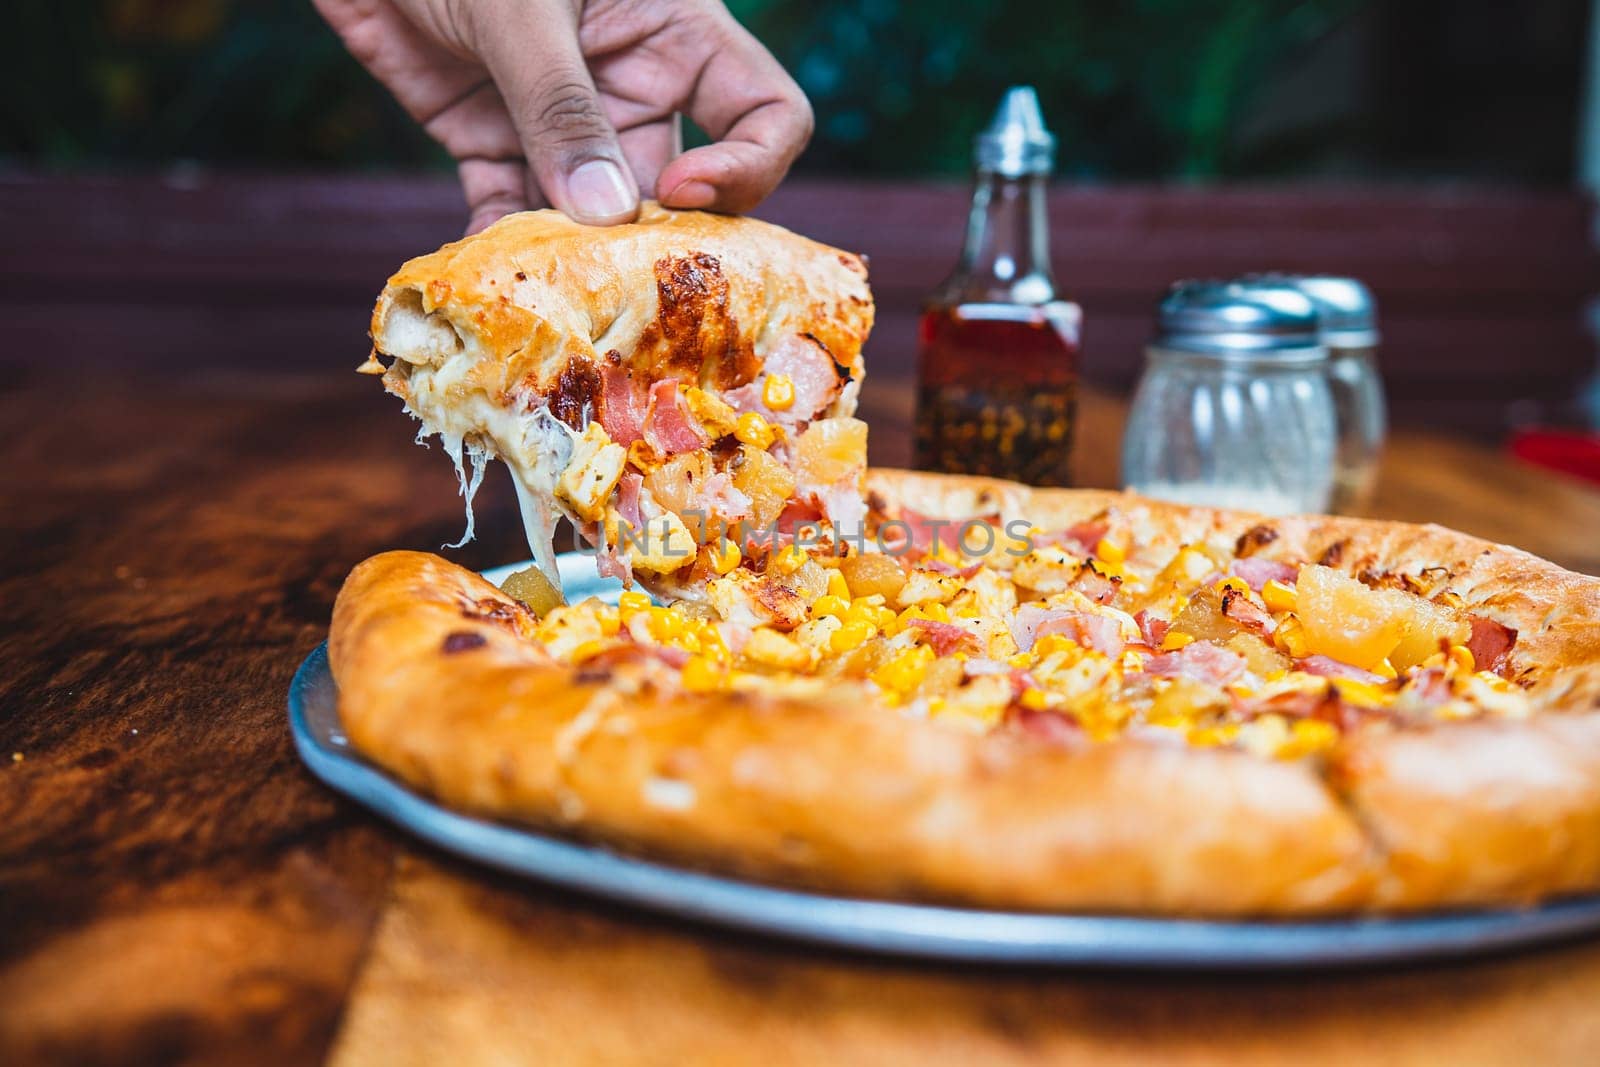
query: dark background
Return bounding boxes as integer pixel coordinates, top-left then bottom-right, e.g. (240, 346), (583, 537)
(4, 0), (1599, 438)
(6, 0), (1590, 183)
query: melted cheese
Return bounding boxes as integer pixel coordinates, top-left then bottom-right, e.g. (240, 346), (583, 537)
(398, 359), (576, 583)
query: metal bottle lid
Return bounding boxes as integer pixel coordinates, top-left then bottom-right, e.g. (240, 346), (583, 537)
(975, 86), (1055, 178)
(1292, 275), (1380, 349)
(1154, 280), (1326, 362)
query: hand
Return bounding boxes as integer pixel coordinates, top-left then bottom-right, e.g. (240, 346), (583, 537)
(314, 0), (813, 232)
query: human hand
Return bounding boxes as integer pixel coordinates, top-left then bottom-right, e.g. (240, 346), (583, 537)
(314, 0), (813, 232)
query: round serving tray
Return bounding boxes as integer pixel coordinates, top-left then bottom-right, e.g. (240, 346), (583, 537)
(289, 553), (1600, 970)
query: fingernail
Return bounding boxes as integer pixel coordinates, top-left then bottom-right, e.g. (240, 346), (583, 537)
(566, 159), (637, 224)
(662, 180), (717, 209)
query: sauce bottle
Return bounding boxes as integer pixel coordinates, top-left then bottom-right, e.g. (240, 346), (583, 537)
(914, 86), (1081, 486)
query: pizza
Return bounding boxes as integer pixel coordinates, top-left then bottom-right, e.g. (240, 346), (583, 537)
(331, 206), (1600, 917)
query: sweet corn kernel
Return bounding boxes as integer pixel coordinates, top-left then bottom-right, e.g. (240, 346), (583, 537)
(1274, 615), (1309, 659)
(922, 602), (952, 624)
(811, 594), (850, 619)
(826, 570), (851, 600)
(769, 544), (807, 576)
(1447, 644), (1476, 673)
(1474, 669), (1511, 690)
(680, 655), (726, 692)
(871, 645), (935, 696)
(1374, 657), (1398, 680)
(711, 539), (741, 575)
(618, 590), (651, 614)
(594, 606), (622, 637)
(830, 619), (874, 653)
(1261, 578), (1297, 614)
(646, 606), (685, 641)
(1160, 630), (1195, 651)
(1034, 633), (1084, 659)
(1215, 576), (1251, 598)
(569, 638), (609, 663)
(1007, 651), (1034, 668)
(1019, 688), (1051, 711)
(734, 411), (777, 449)
(1094, 537), (1126, 565)
(761, 373), (796, 411)
(1332, 678), (1394, 708)
(1278, 718), (1340, 759)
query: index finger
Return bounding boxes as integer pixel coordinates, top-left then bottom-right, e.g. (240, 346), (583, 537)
(655, 19), (812, 214)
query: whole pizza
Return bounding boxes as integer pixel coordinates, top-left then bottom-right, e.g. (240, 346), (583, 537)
(331, 205), (1600, 916)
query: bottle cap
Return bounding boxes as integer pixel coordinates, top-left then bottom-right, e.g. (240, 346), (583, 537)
(1292, 275), (1380, 349)
(975, 86), (1055, 178)
(1155, 280), (1326, 362)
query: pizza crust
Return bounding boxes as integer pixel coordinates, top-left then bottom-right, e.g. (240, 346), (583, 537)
(329, 471), (1600, 916)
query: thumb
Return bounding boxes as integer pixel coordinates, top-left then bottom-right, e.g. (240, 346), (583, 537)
(467, 0), (638, 226)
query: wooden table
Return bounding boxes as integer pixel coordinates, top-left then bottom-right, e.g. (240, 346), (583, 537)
(4, 362), (1600, 1066)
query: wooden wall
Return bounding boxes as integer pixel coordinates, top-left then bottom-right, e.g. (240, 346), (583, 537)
(3, 172), (1595, 436)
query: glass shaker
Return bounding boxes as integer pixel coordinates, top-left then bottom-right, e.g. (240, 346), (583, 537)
(1121, 280), (1337, 515)
(914, 86), (1082, 486)
(1294, 275), (1386, 513)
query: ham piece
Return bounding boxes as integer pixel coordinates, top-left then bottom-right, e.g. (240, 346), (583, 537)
(1230, 557), (1298, 592)
(1466, 615), (1518, 676)
(907, 618), (980, 656)
(642, 379), (709, 456)
(1146, 641), (1248, 686)
(1039, 520), (1108, 557)
(725, 335), (844, 426)
(1295, 654), (1386, 685)
(599, 362), (649, 446)
(1134, 610), (1170, 648)
(1010, 605), (1125, 657)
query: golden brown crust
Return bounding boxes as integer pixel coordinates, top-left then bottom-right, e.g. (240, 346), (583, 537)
(369, 203), (873, 407)
(330, 472), (1600, 916)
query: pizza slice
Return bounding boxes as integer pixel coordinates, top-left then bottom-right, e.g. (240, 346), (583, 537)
(363, 204), (875, 607)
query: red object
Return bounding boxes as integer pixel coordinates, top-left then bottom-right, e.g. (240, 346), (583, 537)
(1510, 428), (1600, 486)
(914, 303), (1081, 486)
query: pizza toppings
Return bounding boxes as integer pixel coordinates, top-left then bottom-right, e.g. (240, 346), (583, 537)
(495, 491), (1533, 761)
(641, 379), (709, 456)
(1466, 615), (1518, 676)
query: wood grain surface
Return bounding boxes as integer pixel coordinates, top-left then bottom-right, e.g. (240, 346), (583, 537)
(3, 361), (1599, 1065)
(4, 171), (1600, 1064)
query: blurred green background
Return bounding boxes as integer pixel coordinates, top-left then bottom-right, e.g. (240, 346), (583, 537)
(3, 0), (1589, 183)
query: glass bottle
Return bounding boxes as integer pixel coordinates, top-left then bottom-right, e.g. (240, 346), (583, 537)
(1121, 281), (1338, 515)
(1294, 275), (1386, 513)
(914, 86), (1082, 486)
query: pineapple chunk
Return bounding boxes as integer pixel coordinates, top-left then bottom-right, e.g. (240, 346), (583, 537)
(1387, 597), (1472, 670)
(731, 444), (796, 529)
(1224, 633), (1291, 679)
(643, 452), (712, 541)
(840, 552), (907, 601)
(1171, 587), (1242, 645)
(1295, 565), (1414, 671)
(555, 424), (626, 522)
(794, 417), (868, 486)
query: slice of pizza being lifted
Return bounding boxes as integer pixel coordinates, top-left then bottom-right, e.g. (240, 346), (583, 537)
(364, 203), (875, 606)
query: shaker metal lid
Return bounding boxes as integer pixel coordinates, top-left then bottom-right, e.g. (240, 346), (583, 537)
(1154, 280), (1326, 361)
(975, 86), (1055, 177)
(1293, 275), (1380, 348)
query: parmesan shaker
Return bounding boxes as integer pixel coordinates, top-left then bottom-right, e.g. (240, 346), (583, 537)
(1121, 280), (1337, 515)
